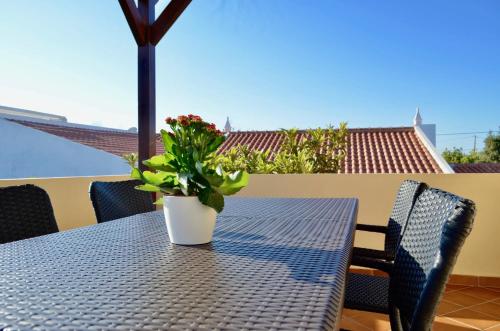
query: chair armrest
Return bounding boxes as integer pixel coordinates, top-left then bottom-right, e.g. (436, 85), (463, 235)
(356, 223), (388, 233)
(352, 247), (391, 261)
(350, 255), (393, 274)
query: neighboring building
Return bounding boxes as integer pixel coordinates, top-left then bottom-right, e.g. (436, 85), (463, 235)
(221, 110), (453, 174)
(0, 105), (130, 179)
(451, 163), (500, 173)
(0, 105), (453, 179)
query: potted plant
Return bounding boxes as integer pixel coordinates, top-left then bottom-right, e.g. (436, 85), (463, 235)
(129, 114), (249, 245)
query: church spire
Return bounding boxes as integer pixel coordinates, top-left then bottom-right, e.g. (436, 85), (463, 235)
(413, 107), (422, 126)
(224, 116), (231, 133)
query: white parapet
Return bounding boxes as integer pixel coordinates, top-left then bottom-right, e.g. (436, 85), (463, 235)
(414, 125), (454, 174)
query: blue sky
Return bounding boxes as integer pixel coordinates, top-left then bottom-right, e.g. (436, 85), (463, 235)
(0, 1), (499, 152)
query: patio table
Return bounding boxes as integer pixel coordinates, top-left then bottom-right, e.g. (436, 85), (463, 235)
(0, 197), (358, 330)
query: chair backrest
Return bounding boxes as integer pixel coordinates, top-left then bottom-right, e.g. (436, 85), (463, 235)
(0, 184), (59, 244)
(384, 180), (427, 259)
(89, 180), (155, 223)
(388, 188), (475, 331)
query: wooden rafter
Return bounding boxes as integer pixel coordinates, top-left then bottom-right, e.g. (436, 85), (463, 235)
(119, 0), (191, 46)
(118, 0), (146, 46)
(150, 0), (192, 46)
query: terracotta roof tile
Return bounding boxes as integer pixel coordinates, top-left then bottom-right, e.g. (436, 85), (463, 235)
(219, 128), (442, 174)
(9, 119), (164, 157)
(11, 119), (442, 174)
(451, 163), (500, 173)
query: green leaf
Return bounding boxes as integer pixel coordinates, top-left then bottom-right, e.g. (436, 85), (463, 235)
(135, 184), (161, 192)
(159, 187), (179, 195)
(207, 135), (226, 153)
(218, 170), (249, 195)
(193, 149), (200, 162)
(142, 154), (177, 172)
(130, 167), (142, 180)
(171, 144), (181, 158)
(198, 188), (224, 213)
(216, 164), (224, 177)
(196, 161), (224, 187)
(177, 173), (189, 196)
(153, 197), (164, 205)
(142, 171), (168, 186)
(195, 161), (204, 175)
(160, 129), (176, 153)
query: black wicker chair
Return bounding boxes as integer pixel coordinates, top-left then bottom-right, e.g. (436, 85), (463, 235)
(0, 184), (59, 244)
(89, 180), (155, 223)
(344, 188), (476, 331)
(351, 180), (427, 266)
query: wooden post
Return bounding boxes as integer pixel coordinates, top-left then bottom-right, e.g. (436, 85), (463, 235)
(118, 0), (191, 170)
(137, 0), (156, 171)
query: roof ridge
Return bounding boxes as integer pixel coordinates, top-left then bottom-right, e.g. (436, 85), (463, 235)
(228, 127), (414, 134)
(0, 104), (67, 121)
(5, 116), (137, 134)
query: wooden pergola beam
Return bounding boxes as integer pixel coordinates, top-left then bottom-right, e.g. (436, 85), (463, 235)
(118, 0), (146, 46)
(119, 0), (191, 170)
(150, 0), (192, 46)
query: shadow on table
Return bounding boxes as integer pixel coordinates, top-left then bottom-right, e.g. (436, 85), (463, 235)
(197, 233), (349, 286)
(214, 230), (267, 242)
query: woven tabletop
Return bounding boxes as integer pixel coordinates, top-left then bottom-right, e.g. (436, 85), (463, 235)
(0, 197), (358, 331)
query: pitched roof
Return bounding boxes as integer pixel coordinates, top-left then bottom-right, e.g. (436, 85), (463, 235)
(9, 118), (443, 173)
(220, 128), (442, 173)
(8, 119), (164, 157)
(451, 163), (500, 173)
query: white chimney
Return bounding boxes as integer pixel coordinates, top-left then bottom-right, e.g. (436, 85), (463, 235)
(413, 107), (436, 146)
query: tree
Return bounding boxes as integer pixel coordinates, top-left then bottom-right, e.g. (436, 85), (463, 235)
(483, 132), (500, 162)
(442, 148), (468, 164)
(442, 132), (500, 164)
(442, 147), (482, 164)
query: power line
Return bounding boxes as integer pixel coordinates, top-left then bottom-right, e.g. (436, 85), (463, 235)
(438, 135), (489, 141)
(437, 130), (499, 136)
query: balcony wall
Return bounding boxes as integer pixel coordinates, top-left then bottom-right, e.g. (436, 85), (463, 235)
(0, 173), (499, 278)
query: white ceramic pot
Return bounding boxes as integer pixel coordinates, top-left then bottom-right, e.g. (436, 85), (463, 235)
(163, 196), (217, 245)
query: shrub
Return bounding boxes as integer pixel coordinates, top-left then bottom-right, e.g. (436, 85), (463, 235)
(213, 122), (348, 174)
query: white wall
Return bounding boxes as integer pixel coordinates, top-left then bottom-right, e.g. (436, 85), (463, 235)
(420, 123), (436, 146)
(0, 119), (129, 179)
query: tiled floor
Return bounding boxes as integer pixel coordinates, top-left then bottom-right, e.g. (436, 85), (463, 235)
(340, 285), (500, 330)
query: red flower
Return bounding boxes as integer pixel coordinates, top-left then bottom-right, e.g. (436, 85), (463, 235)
(205, 123), (216, 133)
(177, 115), (190, 126)
(165, 117), (175, 124)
